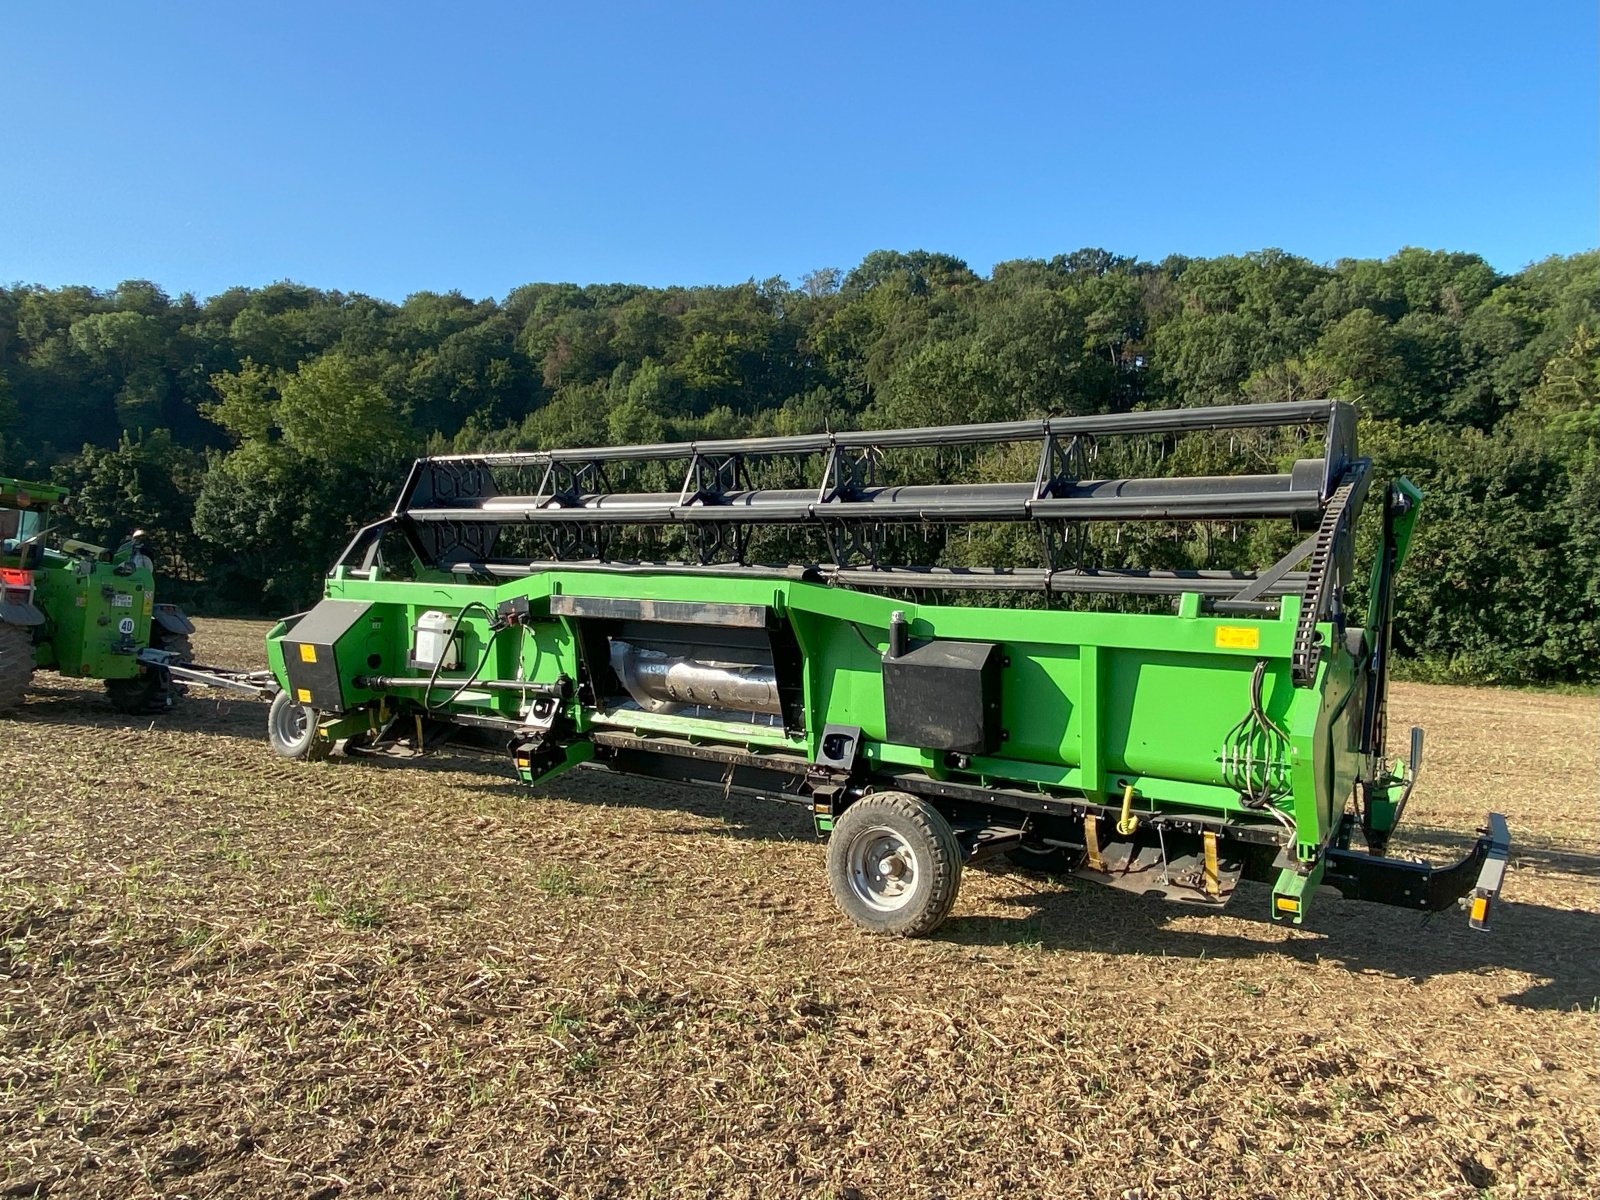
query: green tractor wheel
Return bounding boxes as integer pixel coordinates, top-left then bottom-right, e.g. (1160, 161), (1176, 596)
(0, 623), (34, 715)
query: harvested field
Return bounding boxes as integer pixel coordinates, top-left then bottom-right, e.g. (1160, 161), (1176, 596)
(2, 617), (1596, 1199)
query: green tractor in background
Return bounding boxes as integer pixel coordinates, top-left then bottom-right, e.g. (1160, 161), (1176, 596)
(0, 476), (196, 714)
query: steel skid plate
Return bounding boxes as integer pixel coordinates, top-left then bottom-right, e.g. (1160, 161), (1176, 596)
(1072, 836), (1244, 907)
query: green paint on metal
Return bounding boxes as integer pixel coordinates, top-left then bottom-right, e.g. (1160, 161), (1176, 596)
(1271, 858), (1327, 926)
(518, 740), (594, 786)
(275, 568), (1345, 848)
(1078, 644), (1106, 803)
(588, 706), (806, 751)
(1388, 477), (1423, 573)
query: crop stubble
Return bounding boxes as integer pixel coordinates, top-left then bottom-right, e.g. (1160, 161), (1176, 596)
(1, 619), (1595, 1198)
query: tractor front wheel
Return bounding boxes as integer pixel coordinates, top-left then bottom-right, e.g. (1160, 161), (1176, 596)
(106, 672), (167, 714)
(825, 792), (963, 937)
(0, 623), (35, 714)
(105, 627), (192, 715)
(268, 689), (325, 761)
(156, 631), (193, 664)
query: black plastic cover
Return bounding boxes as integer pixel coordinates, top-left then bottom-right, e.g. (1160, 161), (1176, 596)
(283, 599), (372, 712)
(882, 640), (1001, 754)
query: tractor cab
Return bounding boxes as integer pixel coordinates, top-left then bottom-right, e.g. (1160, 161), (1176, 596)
(0, 503), (42, 548)
(0, 481), (64, 569)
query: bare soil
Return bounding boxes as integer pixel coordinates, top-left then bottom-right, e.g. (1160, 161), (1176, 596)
(2, 618), (1595, 1199)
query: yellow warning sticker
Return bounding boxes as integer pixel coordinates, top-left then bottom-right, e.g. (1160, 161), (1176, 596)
(296, 688), (312, 703)
(1215, 625), (1261, 650)
(298, 644), (317, 663)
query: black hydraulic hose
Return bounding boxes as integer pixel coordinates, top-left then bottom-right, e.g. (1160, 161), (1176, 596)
(421, 602), (496, 712)
(1249, 658), (1292, 749)
(1236, 659), (1294, 825)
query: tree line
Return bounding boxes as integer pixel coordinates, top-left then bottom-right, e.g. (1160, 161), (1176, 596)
(0, 246), (1594, 684)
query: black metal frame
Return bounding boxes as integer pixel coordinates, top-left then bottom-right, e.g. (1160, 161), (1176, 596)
(334, 401), (1372, 687)
(354, 400), (1355, 565)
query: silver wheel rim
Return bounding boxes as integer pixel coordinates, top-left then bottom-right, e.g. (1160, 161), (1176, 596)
(273, 697), (311, 749)
(846, 825), (919, 913)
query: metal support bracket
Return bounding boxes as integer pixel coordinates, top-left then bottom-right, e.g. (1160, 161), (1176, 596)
(1083, 812), (1106, 873)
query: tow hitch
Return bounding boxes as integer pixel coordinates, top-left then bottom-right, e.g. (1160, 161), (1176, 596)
(137, 647), (280, 700)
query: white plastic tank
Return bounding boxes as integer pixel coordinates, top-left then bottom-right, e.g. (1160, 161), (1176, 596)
(412, 610), (460, 670)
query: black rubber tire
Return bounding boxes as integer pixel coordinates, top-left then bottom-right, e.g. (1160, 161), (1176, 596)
(156, 631), (194, 663)
(826, 791), (963, 937)
(0, 623), (35, 715)
(267, 689), (321, 760)
(106, 672), (167, 714)
(154, 629), (193, 703)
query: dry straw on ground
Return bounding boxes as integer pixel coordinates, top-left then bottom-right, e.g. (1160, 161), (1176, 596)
(2, 619), (1596, 1198)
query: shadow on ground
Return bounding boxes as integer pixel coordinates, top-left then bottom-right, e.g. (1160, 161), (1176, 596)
(533, 764), (1599, 1014)
(937, 879), (1599, 1013)
(8, 680), (268, 735)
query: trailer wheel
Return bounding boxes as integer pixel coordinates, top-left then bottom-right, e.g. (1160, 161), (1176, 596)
(0, 623), (34, 715)
(267, 690), (323, 761)
(826, 792), (963, 937)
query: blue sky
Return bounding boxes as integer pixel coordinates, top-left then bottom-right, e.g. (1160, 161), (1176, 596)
(3, 1), (1594, 302)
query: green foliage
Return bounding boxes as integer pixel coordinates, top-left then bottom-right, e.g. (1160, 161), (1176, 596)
(1, 248), (1596, 681)
(1363, 420), (1598, 682)
(56, 431), (205, 569)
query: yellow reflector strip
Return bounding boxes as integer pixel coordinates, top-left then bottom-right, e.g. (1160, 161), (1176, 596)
(1216, 625), (1261, 650)
(1275, 896), (1300, 913)
(296, 688), (312, 703)
(298, 644), (317, 663)
(1471, 896), (1489, 923)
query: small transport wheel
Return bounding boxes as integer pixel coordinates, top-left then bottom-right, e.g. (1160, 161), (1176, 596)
(0, 623), (35, 715)
(267, 689), (324, 761)
(826, 791), (963, 937)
